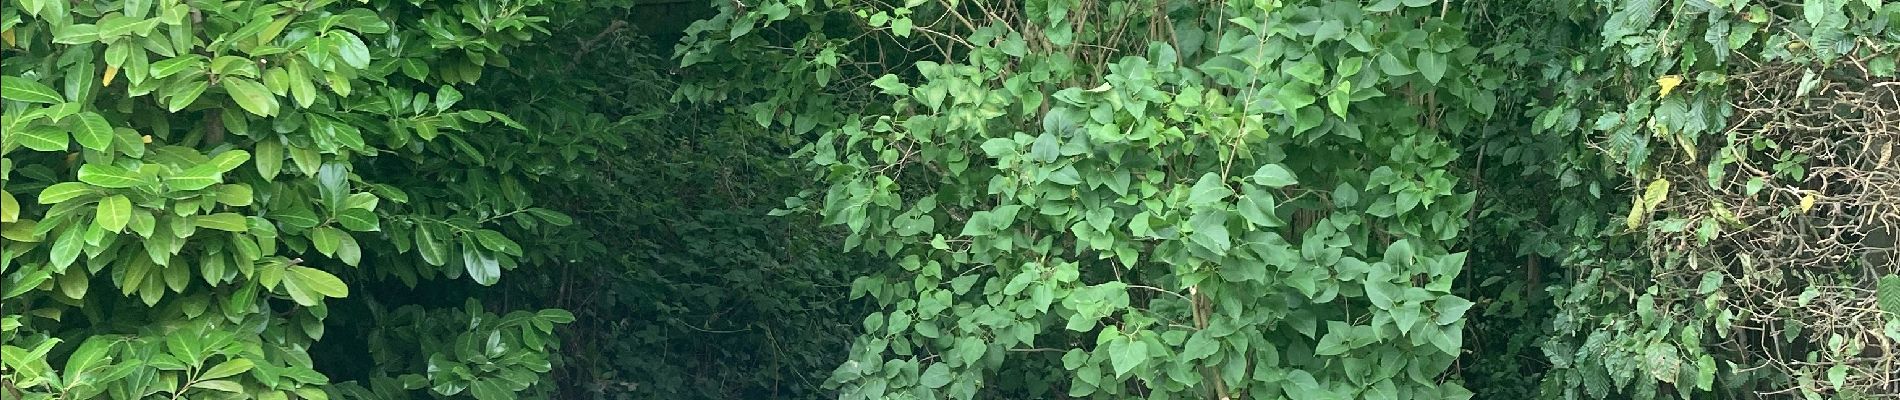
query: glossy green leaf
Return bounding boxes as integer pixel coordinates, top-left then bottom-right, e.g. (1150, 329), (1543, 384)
(1, 76), (65, 103)
(95, 195), (132, 232)
(72, 112), (114, 151)
(78, 164), (149, 188)
(222, 77), (277, 116)
(193, 213), (249, 232)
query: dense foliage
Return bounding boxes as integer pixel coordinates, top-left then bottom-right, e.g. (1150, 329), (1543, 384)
(3, 0), (1897, 400)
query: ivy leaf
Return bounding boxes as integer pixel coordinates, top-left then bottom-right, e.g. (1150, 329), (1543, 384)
(1365, 281), (1401, 310)
(1287, 60), (1325, 85)
(1366, 0), (1404, 11)
(1328, 80), (1353, 118)
(95, 195), (131, 232)
(1384, 239), (1415, 266)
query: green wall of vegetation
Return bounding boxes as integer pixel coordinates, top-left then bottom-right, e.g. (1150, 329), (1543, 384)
(1, 0), (1896, 399)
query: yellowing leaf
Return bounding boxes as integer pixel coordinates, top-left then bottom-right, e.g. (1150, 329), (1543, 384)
(0, 191), (17, 222)
(1799, 192), (1817, 212)
(1626, 198), (1645, 230)
(1643, 179), (1671, 212)
(1657, 75), (1683, 97)
(103, 65), (119, 86)
(1, 29), (13, 47)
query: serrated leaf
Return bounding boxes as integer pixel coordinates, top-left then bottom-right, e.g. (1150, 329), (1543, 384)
(1657, 75), (1684, 97)
(1698, 271), (1725, 295)
(1877, 275), (1900, 317)
(1644, 179), (1671, 212)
